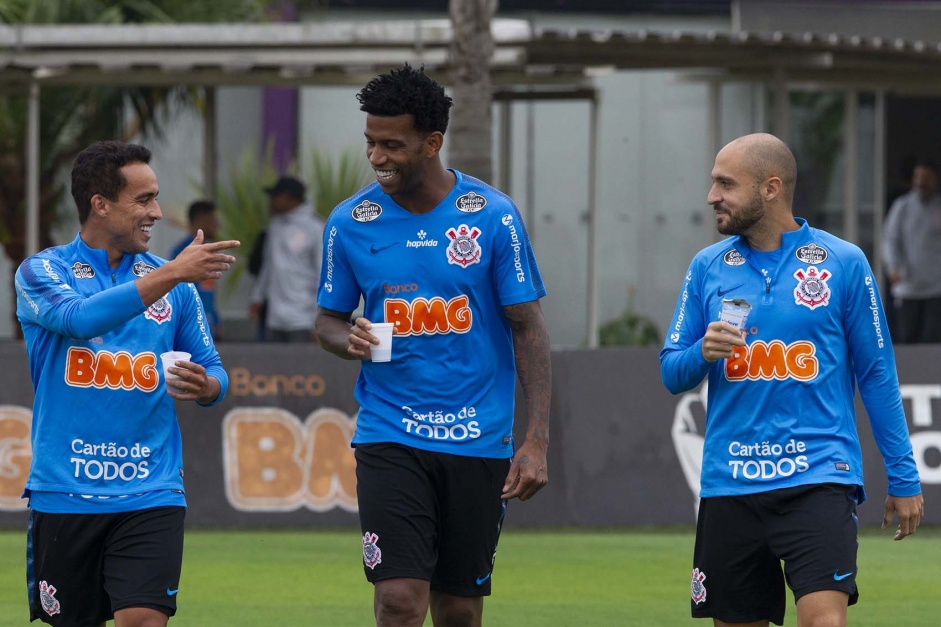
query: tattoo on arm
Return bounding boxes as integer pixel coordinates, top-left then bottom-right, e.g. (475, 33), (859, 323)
(504, 301), (551, 444)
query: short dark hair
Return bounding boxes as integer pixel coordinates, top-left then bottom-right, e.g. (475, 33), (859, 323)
(914, 157), (940, 175)
(188, 199), (216, 223)
(356, 63), (453, 134)
(71, 141), (152, 224)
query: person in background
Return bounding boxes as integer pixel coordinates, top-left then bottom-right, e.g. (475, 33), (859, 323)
(248, 175), (323, 342)
(15, 140), (239, 627)
(170, 199), (221, 338)
(315, 64), (551, 627)
(882, 158), (941, 343)
(661, 133), (923, 627)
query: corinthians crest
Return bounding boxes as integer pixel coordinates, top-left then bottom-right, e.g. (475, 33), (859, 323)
(445, 224), (482, 268)
(793, 266), (831, 310)
(144, 295), (173, 324)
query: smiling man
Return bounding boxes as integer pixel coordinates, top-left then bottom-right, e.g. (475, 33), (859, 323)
(15, 141), (239, 627)
(314, 64), (551, 627)
(660, 133), (923, 627)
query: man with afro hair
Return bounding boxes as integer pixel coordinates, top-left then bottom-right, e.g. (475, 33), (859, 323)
(316, 64), (551, 627)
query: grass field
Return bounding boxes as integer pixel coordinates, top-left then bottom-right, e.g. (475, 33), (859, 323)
(1, 527), (938, 626)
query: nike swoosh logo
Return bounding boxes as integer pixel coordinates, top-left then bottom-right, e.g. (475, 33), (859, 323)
(167, 587), (180, 596)
(476, 573), (492, 585)
(833, 571), (854, 581)
(717, 284), (744, 297)
(370, 243), (396, 254)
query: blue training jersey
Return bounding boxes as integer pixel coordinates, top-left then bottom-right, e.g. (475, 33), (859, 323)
(317, 170), (546, 458)
(660, 219), (921, 503)
(15, 234), (228, 513)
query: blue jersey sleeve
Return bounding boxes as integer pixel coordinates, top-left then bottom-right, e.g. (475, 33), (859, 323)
(172, 282), (228, 406)
(842, 254), (921, 496)
(317, 219), (361, 313)
(15, 255), (145, 340)
(660, 259), (711, 394)
(490, 204), (546, 306)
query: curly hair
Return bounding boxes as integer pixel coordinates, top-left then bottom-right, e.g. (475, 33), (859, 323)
(71, 141), (152, 224)
(356, 63), (453, 134)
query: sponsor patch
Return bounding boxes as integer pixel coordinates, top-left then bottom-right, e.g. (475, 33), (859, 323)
(456, 191), (487, 213)
(133, 261), (156, 277)
(793, 266), (831, 310)
(723, 249), (746, 266)
(691, 568), (707, 605)
(144, 296), (173, 324)
(352, 201), (382, 223)
(71, 262), (95, 279)
(445, 224), (482, 268)
(363, 532), (382, 570)
(835, 462), (850, 472)
(406, 230), (439, 249)
(39, 580), (61, 616)
(795, 243), (828, 264)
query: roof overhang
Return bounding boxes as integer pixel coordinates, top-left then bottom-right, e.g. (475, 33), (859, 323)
(3, 19), (941, 94)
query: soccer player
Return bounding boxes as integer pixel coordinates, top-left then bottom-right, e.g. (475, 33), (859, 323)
(660, 133), (924, 627)
(15, 141), (239, 627)
(315, 64), (551, 627)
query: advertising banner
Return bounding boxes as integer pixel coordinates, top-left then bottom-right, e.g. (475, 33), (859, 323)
(1, 343), (938, 528)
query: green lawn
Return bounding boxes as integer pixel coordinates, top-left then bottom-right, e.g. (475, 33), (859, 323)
(1, 527), (937, 626)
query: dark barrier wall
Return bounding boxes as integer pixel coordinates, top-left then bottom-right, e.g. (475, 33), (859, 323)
(1, 342), (939, 528)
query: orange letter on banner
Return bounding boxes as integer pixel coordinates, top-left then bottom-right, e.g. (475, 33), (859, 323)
(0, 406), (31, 511)
(223, 408), (306, 510)
(303, 409), (358, 512)
(223, 407), (358, 513)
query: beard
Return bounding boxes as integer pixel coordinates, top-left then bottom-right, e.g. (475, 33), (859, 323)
(716, 192), (764, 236)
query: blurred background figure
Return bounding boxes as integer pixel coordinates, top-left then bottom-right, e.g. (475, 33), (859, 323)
(882, 158), (941, 343)
(170, 199), (221, 339)
(248, 176), (323, 342)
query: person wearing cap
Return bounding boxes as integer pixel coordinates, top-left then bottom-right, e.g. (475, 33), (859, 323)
(248, 175), (325, 342)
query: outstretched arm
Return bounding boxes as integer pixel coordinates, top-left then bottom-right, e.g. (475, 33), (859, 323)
(501, 299), (551, 501)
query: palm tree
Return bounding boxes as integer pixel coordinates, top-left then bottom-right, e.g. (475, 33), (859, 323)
(448, 0), (497, 184)
(0, 0), (272, 335)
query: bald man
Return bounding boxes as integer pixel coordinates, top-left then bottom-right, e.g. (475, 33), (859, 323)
(660, 134), (923, 627)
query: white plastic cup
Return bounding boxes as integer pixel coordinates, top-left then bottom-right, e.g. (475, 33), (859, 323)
(160, 351), (191, 382)
(719, 298), (751, 333)
(370, 323), (395, 362)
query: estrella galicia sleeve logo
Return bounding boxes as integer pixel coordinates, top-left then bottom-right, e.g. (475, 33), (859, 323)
(71, 262), (95, 279)
(456, 191), (487, 213)
(352, 201), (383, 223)
(723, 249), (746, 266)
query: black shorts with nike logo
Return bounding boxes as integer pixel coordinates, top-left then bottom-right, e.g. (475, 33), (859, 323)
(691, 483), (859, 626)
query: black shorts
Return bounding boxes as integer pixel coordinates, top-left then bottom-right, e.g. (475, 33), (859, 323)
(27, 506), (185, 626)
(355, 443), (511, 597)
(691, 484), (859, 626)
